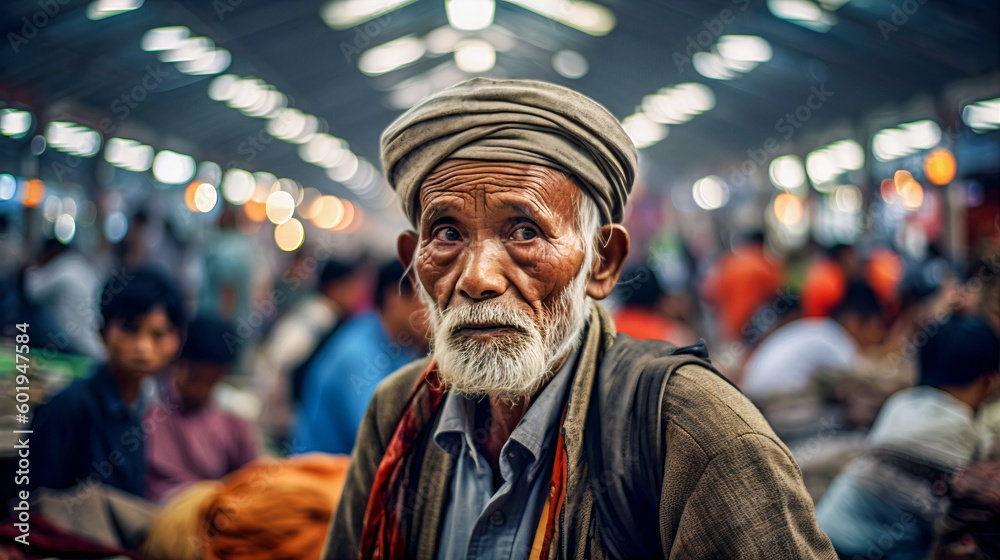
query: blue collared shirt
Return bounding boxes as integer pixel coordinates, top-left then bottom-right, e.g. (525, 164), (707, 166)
(433, 347), (578, 560)
(30, 364), (147, 496)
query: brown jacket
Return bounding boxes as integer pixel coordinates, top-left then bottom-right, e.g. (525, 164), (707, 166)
(324, 304), (836, 559)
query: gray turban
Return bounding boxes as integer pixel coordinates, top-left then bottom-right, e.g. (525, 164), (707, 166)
(380, 78), (638, 226)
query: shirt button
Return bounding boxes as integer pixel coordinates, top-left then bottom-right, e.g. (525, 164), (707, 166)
(489, 511), (505, 526)
(508, 451), (517, 458)
(549, 483), (557, 498)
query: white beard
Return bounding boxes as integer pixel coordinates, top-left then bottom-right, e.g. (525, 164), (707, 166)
(418, 267), (591, 402)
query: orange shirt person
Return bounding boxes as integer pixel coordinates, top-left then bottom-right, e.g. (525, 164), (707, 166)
(704, 234), (784, 340)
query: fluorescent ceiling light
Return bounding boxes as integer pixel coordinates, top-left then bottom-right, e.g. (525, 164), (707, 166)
(152, 150), (196, 184)
(454, 39), (496, 73)
(767, 0), (836, 32)
(105, 138), (154, 172)
(872, 120), (941, 162)
(86, 0), (143, 20)
(963, 98), (1000, 131)
(447, 0), (496, 31)
(177, 49), (231, 75)
(267, 109), (319, 144)
(693, 175), (729, 210)
(716, 35), (773, 63)
(0, 109), (32, 138)
(552, 50), (588, 79)
(141, 27), (189, 52)
(693, 52), (737, 80)
(504, 0), (615, 36)
(425, 26), (465, 54)
(358, 35), (426, 76)
(45, 122), (101, 157)
(768, 155), (805, 189)
(321, 0), (419, 30)
(622, 113), (668, 149)
(159, 37), (212, 63)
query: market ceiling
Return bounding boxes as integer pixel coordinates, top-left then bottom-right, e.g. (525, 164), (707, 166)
(1, 0), (997, 209)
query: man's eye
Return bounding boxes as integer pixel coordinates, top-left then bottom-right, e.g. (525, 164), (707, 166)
(512, 226), (538, 241)
(435, 227), (461, 242)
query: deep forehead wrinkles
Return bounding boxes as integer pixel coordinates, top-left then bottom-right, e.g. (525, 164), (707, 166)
(417, 160), (578, 225)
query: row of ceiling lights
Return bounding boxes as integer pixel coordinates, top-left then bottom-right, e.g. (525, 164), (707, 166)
(624, 35), (771, 150)
(206, 71), (395, 208)
(322, 0), (614, 36)
(141, 26), (231, 76)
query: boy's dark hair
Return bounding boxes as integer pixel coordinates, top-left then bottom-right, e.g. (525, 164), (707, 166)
(100, 266), (186, 331)
(318, 257), (357, 289)
(375, 260), (411, 311)
(919, 315), (1000, 388)
(180, 315), (239, 365)
(832, 281), (882, 321)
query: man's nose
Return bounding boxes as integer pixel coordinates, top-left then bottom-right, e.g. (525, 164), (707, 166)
(456, 239), (508, 301)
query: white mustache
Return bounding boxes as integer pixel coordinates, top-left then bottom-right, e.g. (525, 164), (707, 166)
(438, 299), (536, 337)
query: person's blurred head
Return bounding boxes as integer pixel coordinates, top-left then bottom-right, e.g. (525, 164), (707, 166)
(100, 266), (185, 380)
(918, 314), (1000, 411)
(172, 315), (239, 408)
(742, 231), (766, 248)
(617, 267), (665, 309)
(375, 260), (425, 341)
(832, 281), (885, 348)
(318, 257), (366, 313)
(897, 258), (948, 314)
(827, 243), (857, 275)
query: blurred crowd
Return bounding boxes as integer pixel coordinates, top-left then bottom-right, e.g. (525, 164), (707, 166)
(2, 199), (1000, 559)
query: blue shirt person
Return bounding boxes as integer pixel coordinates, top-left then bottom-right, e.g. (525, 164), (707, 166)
(292, 261), (426, 455)
(29, 267), (185, 497)
(31, 365), (149, 495)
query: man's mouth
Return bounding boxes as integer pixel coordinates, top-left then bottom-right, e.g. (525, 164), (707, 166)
(453, 323), (522, 339)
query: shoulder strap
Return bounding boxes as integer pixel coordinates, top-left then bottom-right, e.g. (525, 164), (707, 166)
(585, 335), (731, 560)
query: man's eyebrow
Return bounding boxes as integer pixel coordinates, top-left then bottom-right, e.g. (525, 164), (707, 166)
(506, 203), (541, 221)
(422, 202), (461, 226)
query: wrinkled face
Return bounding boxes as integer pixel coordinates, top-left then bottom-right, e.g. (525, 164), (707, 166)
(412, 160), (595, 400)
(103, 307), (181, 379)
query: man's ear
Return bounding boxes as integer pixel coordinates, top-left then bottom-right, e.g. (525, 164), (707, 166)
(587, 224), (630, 300)
(398, 230), (419, 281)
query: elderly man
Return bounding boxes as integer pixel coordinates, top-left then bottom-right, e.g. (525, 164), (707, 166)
(326, 79), (835, 559)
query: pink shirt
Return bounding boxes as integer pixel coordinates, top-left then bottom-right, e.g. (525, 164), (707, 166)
(144, 381), (258, 503)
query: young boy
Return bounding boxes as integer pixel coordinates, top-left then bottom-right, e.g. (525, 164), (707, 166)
(144, 315), (258, 503)
(816, 314), (1000, 559)
(30, 267), (185, 497)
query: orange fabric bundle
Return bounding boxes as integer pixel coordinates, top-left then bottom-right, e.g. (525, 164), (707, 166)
(203, 454), (350, 560)
(144, 453), (350, 560)
(145, 481), (223, 560)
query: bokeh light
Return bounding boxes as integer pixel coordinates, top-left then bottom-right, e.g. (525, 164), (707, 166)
(274, 218), (305, 251)
(924, 148), (956, 186)
(23, 179), (44, 207)
(265, 190), (295, 224)
(311, 195), (346, 229)
(194, 182), (219, 213)
(774, 193), (804, 225)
